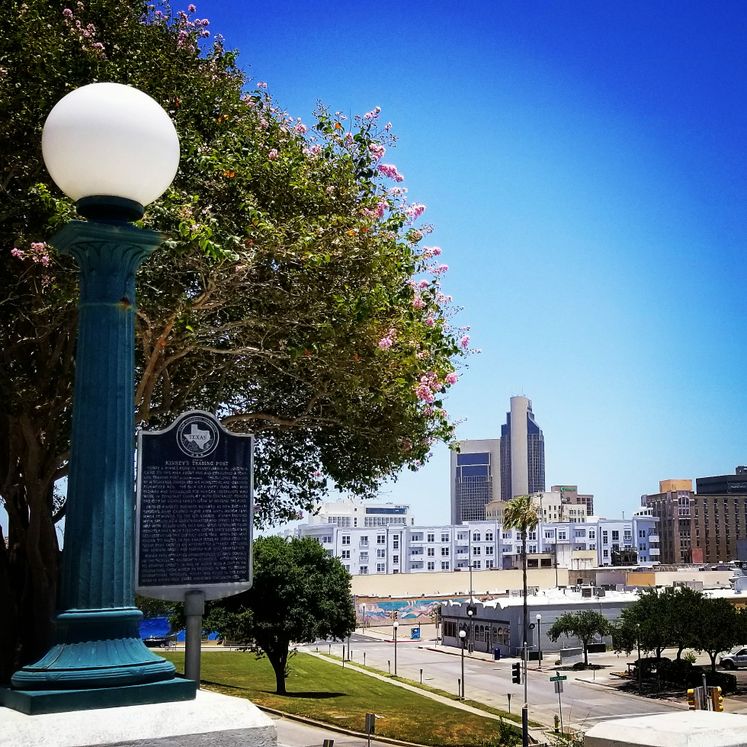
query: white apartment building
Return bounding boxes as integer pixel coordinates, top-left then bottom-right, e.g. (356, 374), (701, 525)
(304, 500), (414, 529)
(297, 510), (659, 575)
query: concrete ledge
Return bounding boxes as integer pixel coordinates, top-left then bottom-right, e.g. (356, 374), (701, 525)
(585, 711), (747, 747)
(0, 689), (276, 747)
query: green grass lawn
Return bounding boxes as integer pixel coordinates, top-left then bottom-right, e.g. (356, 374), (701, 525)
(164, 650), (519, 746)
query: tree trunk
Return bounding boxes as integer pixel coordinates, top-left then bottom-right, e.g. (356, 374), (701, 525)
(266, 645), (289, 695)
(583, 644), (589, 667)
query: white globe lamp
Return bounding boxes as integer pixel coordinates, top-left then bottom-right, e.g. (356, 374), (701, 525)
(42, 82), (179, 221)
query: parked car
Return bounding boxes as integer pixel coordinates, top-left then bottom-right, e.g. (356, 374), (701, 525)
(719, 646), (747, 669)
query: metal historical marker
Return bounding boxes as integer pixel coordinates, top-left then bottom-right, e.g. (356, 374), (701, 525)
(136, 410), (254, 602)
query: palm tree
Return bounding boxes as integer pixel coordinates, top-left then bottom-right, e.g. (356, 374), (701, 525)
(503, 495), (540, 658)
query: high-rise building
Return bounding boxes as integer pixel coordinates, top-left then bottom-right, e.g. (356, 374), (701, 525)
(641, 480), (694, 564)
(500, 395), (545, 500)
(450, 439), (500, 524)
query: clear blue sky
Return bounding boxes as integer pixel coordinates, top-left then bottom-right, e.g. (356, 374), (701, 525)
(199, 0), (746, 523)
(5, 2), (745, 538)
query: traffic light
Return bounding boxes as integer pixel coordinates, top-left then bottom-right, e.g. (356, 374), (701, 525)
(512, 661), (521, 685)
(711, 686), (724, 712)
(687, 688), (697, 710)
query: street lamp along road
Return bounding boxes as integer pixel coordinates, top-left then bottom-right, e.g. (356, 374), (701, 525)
(458, 627), (467, 699)
(536, 613), (542, 670)
(393, 620), (399, 677)
(1, 83), (192, 714)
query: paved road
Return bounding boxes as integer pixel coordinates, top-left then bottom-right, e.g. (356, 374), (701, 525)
(303, 634), (685, 731)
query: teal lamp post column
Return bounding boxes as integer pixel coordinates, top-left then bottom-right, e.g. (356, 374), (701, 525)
(3, 83), (195, 714)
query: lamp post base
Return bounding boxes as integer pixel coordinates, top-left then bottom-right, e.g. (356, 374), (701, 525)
(9, 608), (179, 695)
(0, 677), (196, 715)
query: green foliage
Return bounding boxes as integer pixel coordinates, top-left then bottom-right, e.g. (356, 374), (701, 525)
(547, 610), (610, 666)
(613, 587), (744, 673)
(0, 0), (465, 680)
(204, 536), (355, 693)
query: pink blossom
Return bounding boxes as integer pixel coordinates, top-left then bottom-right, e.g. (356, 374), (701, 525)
(303, 144), (323, 158)
(378, 163), (405, 182)
(268, 148), (279, 160)
(417, 279), (429, 289)
(460, 335), (470, 349)
(412, 295), (425, 310)
(415, 384), (434, 403)
(446, 372), (458, 385)
(326, 185), (335, 195)
(11, 247), (25, 259)
(257, 81), (268, 89)
(406, 203), (426, 221)
(421, 245), (442, 259)
(344, 132), (354, 146)
(425, 316), (435, 327)
(409, 229), (423, 242)
(378, 336), (393, 351)
(364, 106), (381, 120)
(368, 143), (386, 161)
(62, 7), (73, 18)
(433, 264), (449, 275)
(188, 3), (196, 10)
(294, 122), (308, 134)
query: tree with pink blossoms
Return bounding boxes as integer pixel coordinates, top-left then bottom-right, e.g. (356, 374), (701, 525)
(0, 0), (466, 682)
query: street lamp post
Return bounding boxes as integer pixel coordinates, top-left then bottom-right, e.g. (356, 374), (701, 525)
(536, 614), (542, 670)
(636, 624), (642, 695)
(2, 83), (194, 714)
(466, 603), (476, 653)
(458, 627), (467, 699)
(393, 620), (399, 677)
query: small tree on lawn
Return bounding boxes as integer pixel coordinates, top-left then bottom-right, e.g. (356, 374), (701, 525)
(547, 610), (610, 667)
(206, 536), (355, 694)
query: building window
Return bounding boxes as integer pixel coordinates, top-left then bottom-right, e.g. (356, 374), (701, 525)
(486, 531), (493, 542)
(393, 537), (399, 549)
(377, 534), (385, 544)
(360, 553), (368, 562)
(612, 531), (619, 541)
(360, 536), (369, 546)
(341, 549), (350, 559)
(322, 535), (332, 544)
(427, 547), (435, 556)
(486, 559), (494, 569)
(427, 533), (435, 542)
(441, 532), (450, 542)
(377, 548), (385, 558)
(360, 566), (368, 575)
(473, 547), (481, 555)
(377, 563), (385, 572)
(472, 532), (481, 542)
(473, 560), (481, 569)
(393, 555), (399, 564)
(427, 561), (435, 570)
(441, 547), (450, 556)
(342, 535), (350, 545)
(485, 546), (493, 555)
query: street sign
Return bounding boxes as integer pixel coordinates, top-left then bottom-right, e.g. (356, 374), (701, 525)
(554, 681), (564, 694)
(549, 675), (567, 682)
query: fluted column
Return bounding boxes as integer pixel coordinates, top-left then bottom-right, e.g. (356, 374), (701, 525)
(11, 220), (176, 692)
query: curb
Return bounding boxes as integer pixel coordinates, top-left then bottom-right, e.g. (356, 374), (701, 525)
(258, 703), (426, 747)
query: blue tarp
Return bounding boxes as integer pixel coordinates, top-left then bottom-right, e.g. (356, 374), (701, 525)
(139, 615), (219, 641)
